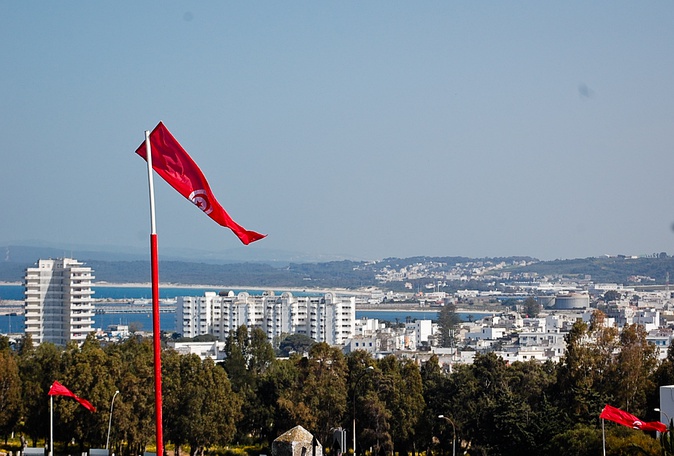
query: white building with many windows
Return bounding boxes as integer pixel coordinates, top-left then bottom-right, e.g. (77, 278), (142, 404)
(176, 291), (356, 344)
(24, 258), (95, 345)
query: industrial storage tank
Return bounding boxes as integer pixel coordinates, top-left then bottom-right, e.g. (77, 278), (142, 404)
(536, 296), (556, 308)
(554, 293), (590, 309)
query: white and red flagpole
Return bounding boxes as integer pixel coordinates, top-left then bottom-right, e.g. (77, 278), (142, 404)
(137, 122), (266, 456)
(144, 130), (164, 456)
(602, 418), (605, 456)
(50, 396), (53, 456)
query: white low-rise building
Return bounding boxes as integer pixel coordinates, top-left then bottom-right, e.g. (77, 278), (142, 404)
(169, 341), (227, 361)
(647, 329), (673, 360)
(465, 326), (507, 341)
(495, 345), (563, 363)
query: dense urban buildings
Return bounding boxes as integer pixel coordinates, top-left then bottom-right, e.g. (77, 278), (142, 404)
(23, 258), (95, 345)
(176, 290), (356, 345)
(9, 256), (674, 369)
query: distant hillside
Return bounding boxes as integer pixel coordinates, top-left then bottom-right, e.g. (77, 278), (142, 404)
(0, 256), (377, 289)
(2, 244), (673, 290)
(0, 243), (360, 265)
(506, 256), (674, 284)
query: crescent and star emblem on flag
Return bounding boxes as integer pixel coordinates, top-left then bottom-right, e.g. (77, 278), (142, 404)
(135, 122), (266, 245)
(599, 404), (667, 433)
(189, 189), (213, 215)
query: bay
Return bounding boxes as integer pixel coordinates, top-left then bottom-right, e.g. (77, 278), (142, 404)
(0, 310), (493, 335)
(1, 284), (493, 335)
(0, 284), (321, 300)
(0, 313), (176, 335)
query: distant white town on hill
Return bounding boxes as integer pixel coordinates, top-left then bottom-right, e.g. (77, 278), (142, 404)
(13, 257), (673, 369)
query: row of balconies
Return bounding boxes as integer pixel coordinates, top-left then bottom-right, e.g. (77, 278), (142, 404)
(69, 301), (94, 308)
(69, 289), (94, 296)
(70, 272), (93, 278)
(71, 307), (95, 314)
(70, 278), (93, 283)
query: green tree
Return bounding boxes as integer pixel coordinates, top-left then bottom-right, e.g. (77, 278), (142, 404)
(224, 326), (277, 444)
(373, 356), (424, 455)
(60, 335), (117, 450)
(522, 297), (541, 317)
(274, 356), (319, 436)
(249, 327), (276, 375)
(649, 342), (674, 410)
(603, 290), (621, 303)
(437, 304), (461, 348)
(611, 323), (657, 413)
(417, 355), (448, 454)
(268, 344), (349, 445)
(161, 348), (184, 456)
(18, 341), (62, 447)
(222, 325), (252, 392)
(548, 424), (602, 456)
(0, 335), (9, 351)
(305, 343), (349, 443)
(278, 334), (316, 357)
(555, 315), (617, 423)
(360, 390), (392, 456)
(0, 344), (22, 441)
(346, 351), (377, 454)
(257, 355), (303, 442)
(104, 337), (156, 456)
(660, 419), (674, 456)
(254, 348), (349, 444)
(464, 352), (511, 454)
(174, 355), (242, 456)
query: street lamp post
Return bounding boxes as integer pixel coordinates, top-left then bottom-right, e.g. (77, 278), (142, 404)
(438, 415), (456, 456)
(352, 366), (374, 456)
(106, 390), (120, 450)
(655, 408), (672, 428)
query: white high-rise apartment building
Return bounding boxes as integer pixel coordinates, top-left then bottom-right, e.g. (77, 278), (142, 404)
(24, 258), (95, 345)
(177, 291), (356, 345)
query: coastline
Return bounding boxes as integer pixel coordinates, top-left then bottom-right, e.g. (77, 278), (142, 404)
(94, 282), (363, 295)
(1, 283), (499, 314)
(3, 281), (358, 295)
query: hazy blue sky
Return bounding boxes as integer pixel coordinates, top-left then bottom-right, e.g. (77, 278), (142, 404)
(1, 2), (673, 261)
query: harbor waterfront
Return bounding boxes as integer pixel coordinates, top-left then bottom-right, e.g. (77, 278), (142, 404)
(0, 311), (489, 335)
(0, 283), (492, 334)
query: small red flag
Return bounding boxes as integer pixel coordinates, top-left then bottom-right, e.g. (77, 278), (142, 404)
(136, 122), (266, 245)
(600, 404), (666, 433)
(48, 381), (96, 413)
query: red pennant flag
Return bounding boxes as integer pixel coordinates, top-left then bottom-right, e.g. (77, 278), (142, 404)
(600, 404), (666, 433)
(136, 122), (266, 245)
(48, 381), (96, 412)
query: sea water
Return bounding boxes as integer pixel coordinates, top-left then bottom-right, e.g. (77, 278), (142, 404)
(0, 284), (492, 334)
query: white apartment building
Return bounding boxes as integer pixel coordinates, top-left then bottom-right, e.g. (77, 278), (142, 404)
(405, 319), (434, 348)
(176, 291), (356, 345)
(24, 258), (95, 346)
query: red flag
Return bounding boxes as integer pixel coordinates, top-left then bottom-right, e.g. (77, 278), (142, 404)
(600, 404), (666, 432)
(136, 122), (266, 245)
(48, 381), (96, 412)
